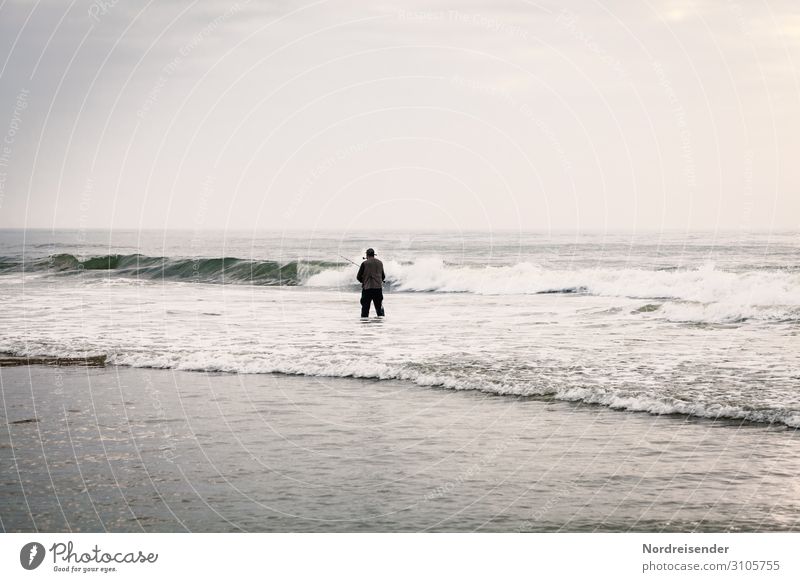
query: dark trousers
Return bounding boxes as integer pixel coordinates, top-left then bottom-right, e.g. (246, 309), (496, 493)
(360, 288), (384, 317)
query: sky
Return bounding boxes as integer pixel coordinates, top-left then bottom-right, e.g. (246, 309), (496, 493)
(0, 0), (798, 232)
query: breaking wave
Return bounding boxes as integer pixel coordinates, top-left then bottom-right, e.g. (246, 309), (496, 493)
(0, 253), (339, 285)
(3, 344), (799, 428)
(308, 258), (800, 322)
(4, 253), (799, 322)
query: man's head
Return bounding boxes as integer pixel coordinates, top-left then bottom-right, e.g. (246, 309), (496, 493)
(365, 248), (375, 257)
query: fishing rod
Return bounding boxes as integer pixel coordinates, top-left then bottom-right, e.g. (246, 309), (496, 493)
(338, 253), (391, 266)
(338, 254), (360, 267)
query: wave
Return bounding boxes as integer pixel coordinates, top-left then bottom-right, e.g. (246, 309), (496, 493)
(4, 254), (800, 321)
(657, 302), (800, 324)
(309, 258), (800, 321)
(4, 345), (799, 428)
(1, 253), (339, 285)
(310, 257), (800, 299)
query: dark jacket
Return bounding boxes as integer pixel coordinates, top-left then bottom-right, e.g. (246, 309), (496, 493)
(357, 257), (385, 290)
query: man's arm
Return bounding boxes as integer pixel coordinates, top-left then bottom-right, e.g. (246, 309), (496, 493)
(381, 265), (385, 281)
(357, 262), (365, 283)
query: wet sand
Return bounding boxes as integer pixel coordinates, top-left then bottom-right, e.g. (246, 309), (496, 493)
(1, 365), (798, 532)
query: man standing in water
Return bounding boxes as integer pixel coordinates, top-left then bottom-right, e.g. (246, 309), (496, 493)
(357, 248), (385, 317)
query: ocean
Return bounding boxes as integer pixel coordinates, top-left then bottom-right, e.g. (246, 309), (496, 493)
(1, 229), (798, 427)
(1, 228), (799, 532)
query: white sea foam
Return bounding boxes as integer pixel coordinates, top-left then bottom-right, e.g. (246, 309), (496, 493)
(6, 338), (794, 428)
(306, 259), (800, 322)
(307, 259), (798, 300)
(658, 302), (800, 324)
(101, 351), (800, 428)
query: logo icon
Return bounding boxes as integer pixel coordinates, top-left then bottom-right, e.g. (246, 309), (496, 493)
(20, 542), (46, 570)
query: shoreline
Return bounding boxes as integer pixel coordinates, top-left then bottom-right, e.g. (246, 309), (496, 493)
(0, 354), (107, 367)
(2, 364), (798, 532)
(1, 355), (795, 431)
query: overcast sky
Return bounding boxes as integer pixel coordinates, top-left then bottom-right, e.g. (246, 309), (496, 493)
(0, 0), (798, 231)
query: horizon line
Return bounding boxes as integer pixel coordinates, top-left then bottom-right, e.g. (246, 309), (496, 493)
(0, 226), (798, 234)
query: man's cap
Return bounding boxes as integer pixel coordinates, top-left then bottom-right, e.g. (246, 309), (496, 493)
(366, 248), (375, 256)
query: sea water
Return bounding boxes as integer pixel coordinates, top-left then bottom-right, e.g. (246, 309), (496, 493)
(0, 229), (798, 427)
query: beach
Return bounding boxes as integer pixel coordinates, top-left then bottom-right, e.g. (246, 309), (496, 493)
(2, 364), (797, 532)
